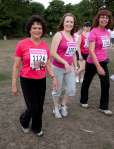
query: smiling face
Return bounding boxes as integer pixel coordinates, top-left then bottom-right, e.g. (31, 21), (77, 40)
(29, 22), (43, 40)
(63, 16), (74, 32)
(98, 15), (109, 28)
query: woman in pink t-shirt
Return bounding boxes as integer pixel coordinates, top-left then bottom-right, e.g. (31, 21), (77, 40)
(51, 13), (78, 118)
(80, 9), (113, 115)
(12, 15), (57, 136)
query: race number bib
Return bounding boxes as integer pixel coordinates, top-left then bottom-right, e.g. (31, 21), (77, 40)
(65, 42), (76, 56)
(30, 48), (47, 70)
(101, 36), (110, 48)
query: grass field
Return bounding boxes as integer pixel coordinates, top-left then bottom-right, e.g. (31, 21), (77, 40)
(0, 39), (114, 149)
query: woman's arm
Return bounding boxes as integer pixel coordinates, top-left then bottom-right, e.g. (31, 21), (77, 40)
(89, 42), (105, 75)
(46, 59), (55, 78)
(12, 57), (21, 95)
(73, 53), (78, 70)
(76, 35), (83, 60)
(46, 59), (58, 90)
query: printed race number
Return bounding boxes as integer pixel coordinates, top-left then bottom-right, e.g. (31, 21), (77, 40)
(65, 42), (76, 56)
(101, 36), (110, 48)
(30, 48), (47, 70)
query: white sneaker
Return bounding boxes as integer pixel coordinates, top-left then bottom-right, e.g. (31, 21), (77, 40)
(81, 103), (89, 108)
(99, 109), (113, 116)
(37, 130), (44, 137)
(76, 76), (79, 83)
(60, 105), (68, 117)
(80, 78), (83, 83)
(110, 75), (114, 81)
(21, 125), (30, 133)
(53, 107), (62, 118)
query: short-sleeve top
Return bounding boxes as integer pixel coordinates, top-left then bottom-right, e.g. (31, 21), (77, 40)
(87, 27), (110, 63)
(15, 38), (50, 79)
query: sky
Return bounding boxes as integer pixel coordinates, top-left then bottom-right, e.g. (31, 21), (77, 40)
(32, 0), (82, 8)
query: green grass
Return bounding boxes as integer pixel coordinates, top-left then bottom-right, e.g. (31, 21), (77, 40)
(108, 62), (114, 74)
(0, 73), (11, 82)
(102, 143), (113, 149)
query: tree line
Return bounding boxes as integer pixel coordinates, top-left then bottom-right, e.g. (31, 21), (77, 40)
(0, 0), (114, 39)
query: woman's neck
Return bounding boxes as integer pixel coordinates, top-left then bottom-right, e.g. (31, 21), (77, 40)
(98, 25), (105, 30)
(30, 37), (41, 44)
(63, 30), (71, 36)
(62, 30), (73, 41)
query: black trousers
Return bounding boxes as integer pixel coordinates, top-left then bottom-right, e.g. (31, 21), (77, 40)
(20, 77), (46, 133)
(80, 61), (110, 110)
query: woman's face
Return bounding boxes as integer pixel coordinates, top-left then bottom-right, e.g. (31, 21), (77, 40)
(63, 16), (74, 32)
(30, 22), (43, 39)
(83, 26), (91, 32)
(98, 15), (109, 28)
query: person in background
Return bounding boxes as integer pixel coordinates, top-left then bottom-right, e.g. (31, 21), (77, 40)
(80, 21), (91, 60)
(76, 21), (91, 83)
(80, 9), (113, 115)
(51, 13), (78, 118)
(49, 31), (53, 37)
(110, 27), (114, 47)
(74, 27), (83, 83)
(12, 15), (57, 136)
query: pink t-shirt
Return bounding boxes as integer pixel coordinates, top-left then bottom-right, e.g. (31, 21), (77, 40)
(15, 38), (50, 79)
(52, 32), (76, 68)
(87, 27), (110, 63)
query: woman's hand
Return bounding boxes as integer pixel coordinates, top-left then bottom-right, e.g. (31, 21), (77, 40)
(12, 57), (21, 96)
(89, 42), (105, 76)
(12, 84), (18, 96)
(51, 76), (58, 91)
(97, 65), (105, 76)
(64, 62), (71, 72)
(74, 66), (79, 74)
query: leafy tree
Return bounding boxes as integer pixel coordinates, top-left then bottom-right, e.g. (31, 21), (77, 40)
(0, 0), (31, 38)
(90, 0), (104, 14)
(30, 2), (45, 16)
(0, 0), (113, 38)
(106, 0), (114, 16)
(73, 0), (93, 26)
(44, 0), (65, 34)
(64, 3), (75, 14)
(89, 0), (114, 15)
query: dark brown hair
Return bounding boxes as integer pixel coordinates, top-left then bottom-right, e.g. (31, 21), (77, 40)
(57, 13), (77, 35)
(92, 9), (113, 29)
(26, 15), (47, 37)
